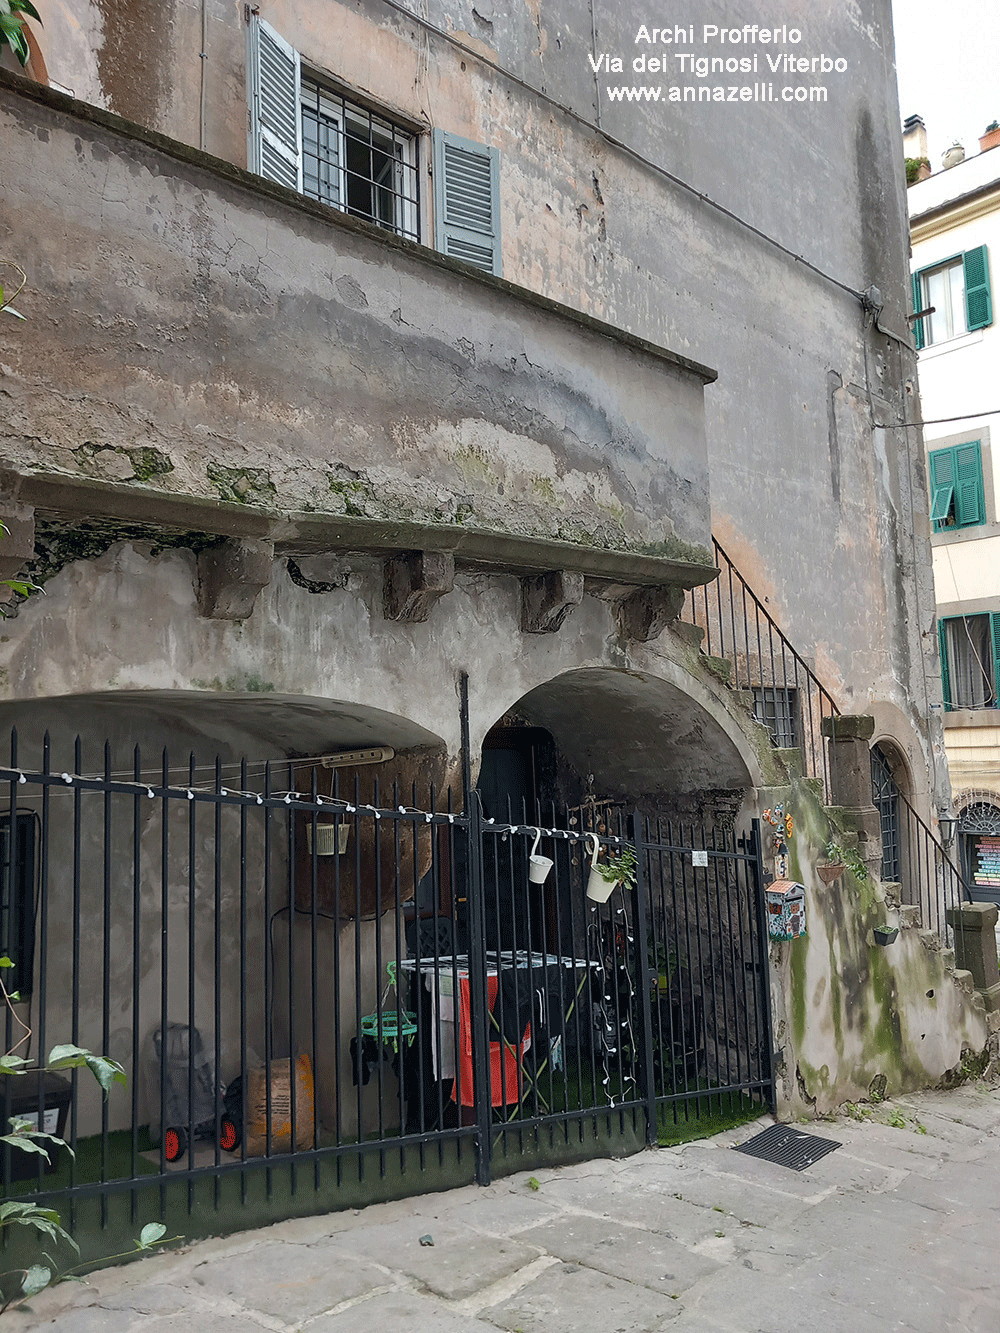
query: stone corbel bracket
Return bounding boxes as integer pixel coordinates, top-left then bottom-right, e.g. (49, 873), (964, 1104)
(197, 538), (274, 620)
(384, 551), (455, 623)
(520, 570), (583, 634)
(617, 584), (686, 643)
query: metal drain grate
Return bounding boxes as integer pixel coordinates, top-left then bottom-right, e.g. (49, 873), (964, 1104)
(733, 1123), (841, 1171)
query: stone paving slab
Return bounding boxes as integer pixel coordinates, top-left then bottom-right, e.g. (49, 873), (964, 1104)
(13, 1082), (1000, 1333)
(485, 1260), (682, 1333)
(329, 1216), (540, 1301)
(185, 1240), (393, 1324)
(309, 1290), (503, 1333)
(516, 1213), (722, 1297)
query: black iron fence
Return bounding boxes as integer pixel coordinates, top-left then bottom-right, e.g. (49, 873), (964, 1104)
(0, 732), (773, 1260)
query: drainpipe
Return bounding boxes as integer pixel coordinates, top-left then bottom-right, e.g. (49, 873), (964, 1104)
(199, 0), (208, 151)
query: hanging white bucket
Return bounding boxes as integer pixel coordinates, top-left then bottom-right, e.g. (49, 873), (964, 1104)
(527, 828), (553, 884)
(306, 822), (350, 856)
(585, 832), (616, 903)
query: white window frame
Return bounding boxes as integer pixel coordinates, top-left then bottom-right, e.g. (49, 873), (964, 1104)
(299, 75), (419, 243)
(919, 257), (968, 345)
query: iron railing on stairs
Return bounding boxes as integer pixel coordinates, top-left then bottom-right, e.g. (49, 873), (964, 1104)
(682, 538), (839, 802)
(682, 537), (971, 936)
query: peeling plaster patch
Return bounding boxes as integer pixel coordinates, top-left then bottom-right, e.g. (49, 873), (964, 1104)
(335, 275), (369, 310)
(72, 442), (174, 483)
(447, 30), (498, 63)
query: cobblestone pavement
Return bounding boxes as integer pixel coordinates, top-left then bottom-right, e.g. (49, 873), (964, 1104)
(12, 1084), (1000, 1332)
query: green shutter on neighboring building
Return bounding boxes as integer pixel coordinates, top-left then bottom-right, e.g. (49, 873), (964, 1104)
(928, 442), (984, 529)
(929, 447), (956, 529)
(964, 245), (993, 330)
(938, 619), (951, 710)
(911, 272), (925, 349)
(991, 613), (1000, 707)
(954, 441), (985, 525)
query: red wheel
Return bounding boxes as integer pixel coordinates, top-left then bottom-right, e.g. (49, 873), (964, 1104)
(164, 1126), (186, 1162)
(219, 1115), (239, 1152)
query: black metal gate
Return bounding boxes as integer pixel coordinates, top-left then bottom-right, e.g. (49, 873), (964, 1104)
(0, 728), (773, 1265)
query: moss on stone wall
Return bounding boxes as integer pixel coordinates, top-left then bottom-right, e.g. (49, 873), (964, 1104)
(206, 464), (276, 506)
(774, 775), (988, 1117)
(28, 519), (221, 586)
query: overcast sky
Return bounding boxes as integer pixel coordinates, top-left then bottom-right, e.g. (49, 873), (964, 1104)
(891, 0), (1000, 167)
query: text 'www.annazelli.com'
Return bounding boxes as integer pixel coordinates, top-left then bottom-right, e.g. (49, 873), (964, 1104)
(605, 84), (828, 103)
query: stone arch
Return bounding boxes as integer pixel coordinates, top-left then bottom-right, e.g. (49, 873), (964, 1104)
(477, 663), (763, 817)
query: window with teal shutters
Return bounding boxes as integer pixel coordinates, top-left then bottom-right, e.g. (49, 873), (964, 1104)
(912, 246), (992, 345)
(928, 441), (984, 530)
(964, 245), (993, 330)
(432, 130), (501, 277)
(992, 613), (1000, 707)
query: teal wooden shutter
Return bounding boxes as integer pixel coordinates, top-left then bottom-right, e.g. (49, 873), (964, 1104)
(964, 246), (993, 330)
(433, 130), (501, 276)
(991, 613), (1000, 707)
(954, 440), (984, 525)
(938, 620), (952, 710)
(246, 15), (302, 191)
(911, 272), (925, 350)
(928, 447), (955, 529)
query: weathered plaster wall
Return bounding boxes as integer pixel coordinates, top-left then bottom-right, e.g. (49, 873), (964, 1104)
(0, 77), (713, 567)
(17, 0), (943, 815)
(0, 541), (769, 797)
(767, 778), (988, 1117)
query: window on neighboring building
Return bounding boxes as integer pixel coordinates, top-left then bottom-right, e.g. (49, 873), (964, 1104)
(246, 15), (501, 273)
(928, 440), (985, 530)
(751, 686), (798, 749)
(959, 800), (1000, 901)
(912, 246), (992, 348)
(938, 613), (1000, 710)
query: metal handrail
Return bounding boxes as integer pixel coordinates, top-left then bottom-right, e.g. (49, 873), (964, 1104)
(683, 537), (840, 801)
(683, 537), (971, 929)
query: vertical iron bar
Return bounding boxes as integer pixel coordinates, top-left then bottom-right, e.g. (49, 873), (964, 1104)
(466, 791), (492, 1186)
(38, 737), (52, 1193)
(239, 759), (248, 1205)
(101, 741), (112, 1226)
(158, 748), (169, 1211)
(748, 822), (776, 1110)
(186, 753), (196, 1215)
(632, 814), (657, 1146)
(352, 774), (363, 1182)
(287, 762), (297, 1201)
(213, 757), (222, 1210)
(263, 761), (273, 1194)
(309, 767), (320, 1193)
(130, 746), (141, 1219)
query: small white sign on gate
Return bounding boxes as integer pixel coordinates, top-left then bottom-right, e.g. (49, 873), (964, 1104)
(691, 850), (709, 868)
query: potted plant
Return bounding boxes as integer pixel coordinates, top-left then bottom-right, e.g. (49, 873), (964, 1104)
(586, 840), (637, 903)
(817, 840), (847, 884)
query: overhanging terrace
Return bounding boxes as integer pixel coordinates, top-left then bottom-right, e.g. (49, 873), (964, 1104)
(1, 72), (717, 611)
